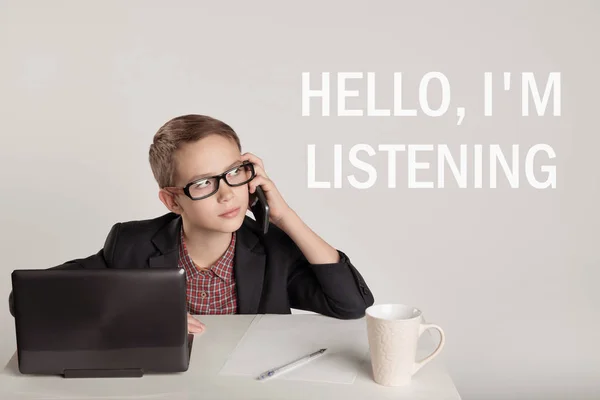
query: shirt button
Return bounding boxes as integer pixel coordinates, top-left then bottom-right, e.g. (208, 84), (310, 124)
(200, 291), (207, 298)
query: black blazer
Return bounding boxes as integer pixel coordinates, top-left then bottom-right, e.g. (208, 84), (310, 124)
(9, 213), (374, 319)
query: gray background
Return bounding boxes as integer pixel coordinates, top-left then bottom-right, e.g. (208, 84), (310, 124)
(1, 1), (598, 399)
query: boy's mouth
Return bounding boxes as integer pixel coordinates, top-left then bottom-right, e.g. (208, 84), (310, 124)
(219, 207), (241, 218)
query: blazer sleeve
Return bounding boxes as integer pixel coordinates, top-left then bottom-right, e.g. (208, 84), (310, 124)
(8, 223), (121, 317)
(284, 233), (375, 320)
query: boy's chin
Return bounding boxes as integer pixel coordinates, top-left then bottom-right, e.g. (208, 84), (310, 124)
(187, 213), (246, 234)
(213, 215), (245, 233)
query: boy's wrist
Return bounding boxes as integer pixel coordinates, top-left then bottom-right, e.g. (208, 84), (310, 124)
(273, 207), (298, 231)
(273, 207), (340, 265)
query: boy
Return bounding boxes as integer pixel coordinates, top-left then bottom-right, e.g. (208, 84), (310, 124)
(9, 114), (374, 333)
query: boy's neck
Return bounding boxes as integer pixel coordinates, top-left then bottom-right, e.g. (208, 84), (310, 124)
(181, 219), (233, 270)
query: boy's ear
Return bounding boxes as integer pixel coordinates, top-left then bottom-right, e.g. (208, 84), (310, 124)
(158, 189), (182, 215)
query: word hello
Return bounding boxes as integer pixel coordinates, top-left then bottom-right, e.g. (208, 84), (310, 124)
(302, 72), (561, 118)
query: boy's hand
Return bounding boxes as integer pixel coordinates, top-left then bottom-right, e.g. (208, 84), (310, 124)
(242, 152), (340, 265)
(242, 152), (293, 225)
(187, 313), (205, 334)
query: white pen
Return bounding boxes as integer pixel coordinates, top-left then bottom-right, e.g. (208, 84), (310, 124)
(256, 348), (327, 382)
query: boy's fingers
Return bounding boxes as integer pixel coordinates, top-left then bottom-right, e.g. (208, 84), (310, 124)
(252, 163), (269, 179)
(249, 176), (270, 193)
(188, 324), (204, 333)
(242, 152), (265, 170)
(191, 320), (205, 329)
(187, 314), (205, 333)
(188, 318), (204, 328)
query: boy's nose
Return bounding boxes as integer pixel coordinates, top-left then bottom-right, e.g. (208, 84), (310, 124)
(217, 182), (234, 202)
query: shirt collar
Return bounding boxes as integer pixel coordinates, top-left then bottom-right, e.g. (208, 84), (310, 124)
(179, 226), (236, 282)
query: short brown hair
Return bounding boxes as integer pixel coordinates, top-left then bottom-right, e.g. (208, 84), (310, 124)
(149, 114), (241, 188)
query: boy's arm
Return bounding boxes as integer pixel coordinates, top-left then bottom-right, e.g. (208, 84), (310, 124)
(7, 250), (108, 317)
(239, 152), (374, 318)
(276, 210), (341, 265)
(7, 223), (120, 317)
(276, 211), (375, 320)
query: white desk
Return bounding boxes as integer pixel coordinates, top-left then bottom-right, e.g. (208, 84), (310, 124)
(0, 315), (461, 400)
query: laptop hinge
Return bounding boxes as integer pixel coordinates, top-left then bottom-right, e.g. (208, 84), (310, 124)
(63, 368), (144, 378)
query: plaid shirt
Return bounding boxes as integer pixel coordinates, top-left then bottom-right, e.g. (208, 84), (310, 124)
(178, 227), (238, 315)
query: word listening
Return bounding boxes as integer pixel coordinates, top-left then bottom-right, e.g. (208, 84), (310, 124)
(307, 144), (556, 189)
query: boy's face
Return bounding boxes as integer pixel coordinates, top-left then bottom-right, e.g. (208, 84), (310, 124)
(168, 134), (249, 233)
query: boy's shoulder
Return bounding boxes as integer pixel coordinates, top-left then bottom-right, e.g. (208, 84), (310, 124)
(112, 212), (180, 236)
(108, 212), (294, 251)
(110, 212), (261, 240)
(116, 212), (259, 234)
(118, 212), (179, 228)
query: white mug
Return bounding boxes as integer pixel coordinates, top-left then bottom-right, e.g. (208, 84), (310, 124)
(365, 304), (445, 386)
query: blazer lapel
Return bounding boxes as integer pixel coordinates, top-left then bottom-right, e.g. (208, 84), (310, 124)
(234, 222), (266, 314)
(149, 213), (181, 269)
(147, 214), (267, 314)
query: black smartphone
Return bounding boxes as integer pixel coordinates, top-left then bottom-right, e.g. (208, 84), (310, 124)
(250, 185), (269, 234)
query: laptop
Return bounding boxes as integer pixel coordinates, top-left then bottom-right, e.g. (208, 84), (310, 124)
(11, 268), (194, 378)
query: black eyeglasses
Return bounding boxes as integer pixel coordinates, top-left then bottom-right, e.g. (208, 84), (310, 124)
(165, 162), (256, 201)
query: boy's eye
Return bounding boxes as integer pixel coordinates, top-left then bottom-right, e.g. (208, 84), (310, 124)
(227, 167), (241, 177)
(193, 180), (211, 189)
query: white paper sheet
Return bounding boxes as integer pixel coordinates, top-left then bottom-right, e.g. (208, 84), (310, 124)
(218, 314), (370, 384)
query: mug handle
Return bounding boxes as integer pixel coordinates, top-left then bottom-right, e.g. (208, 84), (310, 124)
(412, 323), (446, 375)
